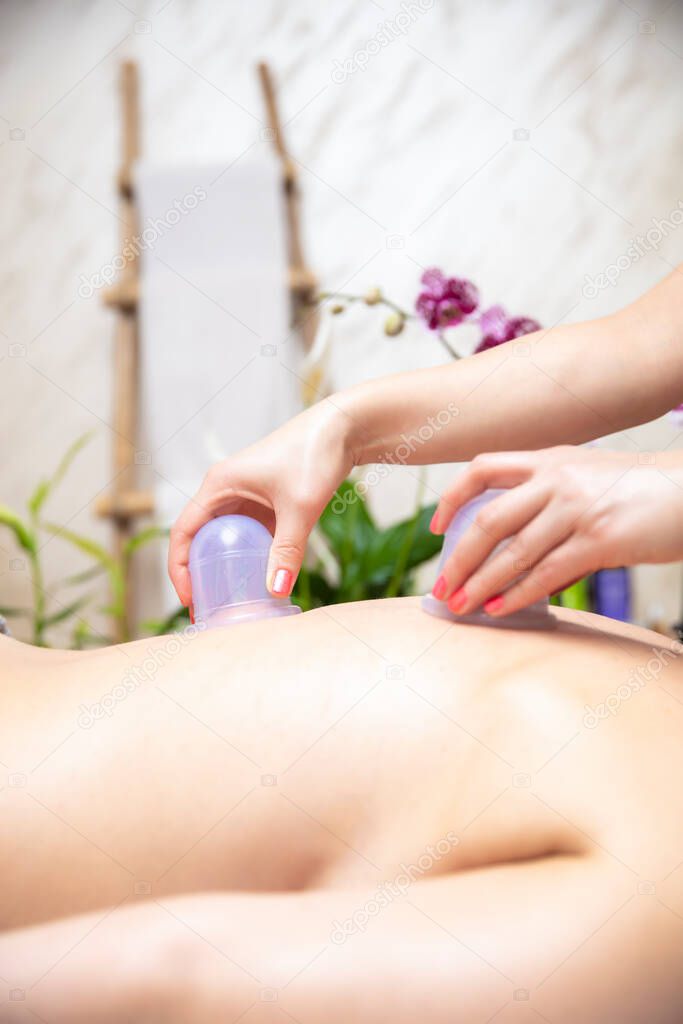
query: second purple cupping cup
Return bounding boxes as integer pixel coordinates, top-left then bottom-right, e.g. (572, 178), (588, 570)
(422, 489), (555, 629)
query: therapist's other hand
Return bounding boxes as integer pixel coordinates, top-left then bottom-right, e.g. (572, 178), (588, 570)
(430, 446), (683, 617)
(168, 402), (353, 607)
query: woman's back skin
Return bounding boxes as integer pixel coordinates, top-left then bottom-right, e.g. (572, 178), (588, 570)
(1, 598), (683, 1023)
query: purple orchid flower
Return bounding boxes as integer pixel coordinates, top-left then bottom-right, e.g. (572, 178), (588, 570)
(475, 305), (541, 352)
(415, 268), (479, 331)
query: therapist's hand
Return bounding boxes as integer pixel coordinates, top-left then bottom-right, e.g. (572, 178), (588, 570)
(430, 446), (683, 617)
(168, 401), (353, 607)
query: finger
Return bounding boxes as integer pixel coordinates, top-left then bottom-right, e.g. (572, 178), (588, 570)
(434, 483), (548, 601)
(266, 504), (313, 598)
(168, 491), (216, 606)
(447, 502), (575, 614)
(432, 452), (536, 534)
(482, 539), (594, 617)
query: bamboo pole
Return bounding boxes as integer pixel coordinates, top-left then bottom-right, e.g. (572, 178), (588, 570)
(98, 61), (153, 641)
(257, 62), (318, 352)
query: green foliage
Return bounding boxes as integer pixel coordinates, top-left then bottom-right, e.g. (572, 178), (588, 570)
(28, 432), (94, 519)
(292, 478), (441, 611)
(123, 526), (169, 558)
(139, 605), (190, 636)
(0, 503), (37, 555)
(42, 522), (125, 624)
(0, 435), (173, 646)
(42, 597), (90, 628)
(554, 576), (592, 611)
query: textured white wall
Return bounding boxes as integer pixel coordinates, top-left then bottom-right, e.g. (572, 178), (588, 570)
(2, 0), (683, 640)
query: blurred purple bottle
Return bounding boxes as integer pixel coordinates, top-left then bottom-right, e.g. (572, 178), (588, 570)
(593, 568), (631, 622)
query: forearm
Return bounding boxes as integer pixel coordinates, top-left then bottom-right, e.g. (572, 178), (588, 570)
(2, 864), (659, 1024)
(0, 861), (672, 1024)
(0, 902), (179, 1022)
(336, 267), (683, 466)
(0, 887), (511, 1023)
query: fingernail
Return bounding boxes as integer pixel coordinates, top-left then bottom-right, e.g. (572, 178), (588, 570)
(447, 587), (467, 612)
(432, 575), (447, 600)
(272, 568), (292, 596)
(429, 511), (440, 534)
(484, 595), (504, 615)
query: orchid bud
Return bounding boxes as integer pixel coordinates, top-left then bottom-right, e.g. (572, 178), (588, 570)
(364, 287), (382, 306)
(384, 312), (405, 336)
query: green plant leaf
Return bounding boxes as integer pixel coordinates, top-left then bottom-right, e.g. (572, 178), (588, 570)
(123, 526), (169, 559)
(317, 480), (380, 601)
(42, 597), (90, 628)
(43, 523), (115, 568)
(57, 564), (107, 588)
(44, 522), (125, 621)
(98, 604), (121, 616)
(139, 606), (190, 635)
(0, 503), (37, 555)
(28, 432), (94, 518)
(305, 488), (442, 607)
(292, 569), (336, 611)
(558, 576), (592, 611)
(0, 605), (31, 618)
(366, 503), (441, 588)
(71, 619), (109, 649)
(318, 480), (376, 568)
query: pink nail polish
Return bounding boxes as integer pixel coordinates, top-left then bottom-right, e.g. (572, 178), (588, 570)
(432, 575), (447, 600)
(448, 587), (467, 612)
(484, 595), (504, 615)
(272, 569), (292, 596)
(429, 511), (440, 534)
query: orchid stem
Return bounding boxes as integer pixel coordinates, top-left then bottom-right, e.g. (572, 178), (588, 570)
(316, 291), (412, 320)
(316, 290), (462, 359)
(436, 331), (461, 360)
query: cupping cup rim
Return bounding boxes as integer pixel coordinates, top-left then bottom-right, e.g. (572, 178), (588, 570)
(421, 593), (556, 630)
(198, 596), (301, 627)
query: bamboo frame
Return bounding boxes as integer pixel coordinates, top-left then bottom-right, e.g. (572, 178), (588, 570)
(257, 62), (319, 350)
(96, 61), (153, 641)
(97, 61), (318, 640)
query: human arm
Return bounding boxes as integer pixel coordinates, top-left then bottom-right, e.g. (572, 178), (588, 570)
(169, 265), (683, 606)
(339, 264), (683, 465)
(0, 856), (677, 1023)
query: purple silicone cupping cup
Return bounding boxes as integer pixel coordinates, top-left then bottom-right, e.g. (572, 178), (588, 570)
(422, 489), (555, 629)
(189, 514), (302, 628)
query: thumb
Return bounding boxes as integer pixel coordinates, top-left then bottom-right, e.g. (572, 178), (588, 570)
(267, 507), (310, 598)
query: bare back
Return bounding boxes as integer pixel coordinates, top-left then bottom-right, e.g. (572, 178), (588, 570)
(2, 598), (683, 931)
